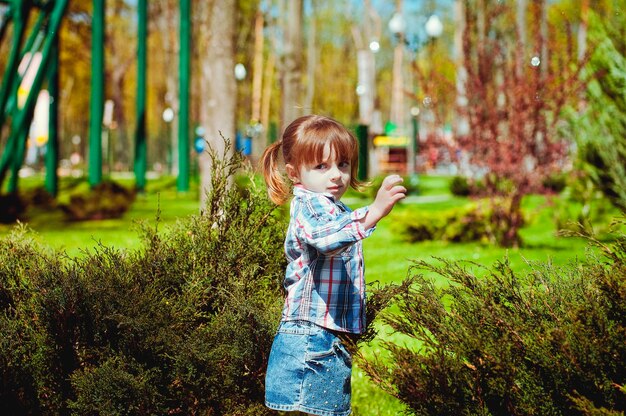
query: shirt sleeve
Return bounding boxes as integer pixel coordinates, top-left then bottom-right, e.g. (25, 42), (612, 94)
(294, 195), (375, 255)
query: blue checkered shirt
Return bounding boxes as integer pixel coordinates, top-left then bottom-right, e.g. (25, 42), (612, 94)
(280, 186), (375, 334)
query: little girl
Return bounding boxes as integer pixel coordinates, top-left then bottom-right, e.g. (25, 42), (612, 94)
(261, 114), (406, 416)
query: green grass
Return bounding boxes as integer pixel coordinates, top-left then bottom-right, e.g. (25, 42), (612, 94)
(0, 174), (617, 415)
(1, 175), (201, 256)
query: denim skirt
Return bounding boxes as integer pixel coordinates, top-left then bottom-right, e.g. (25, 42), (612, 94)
(265, 320), (353, 416)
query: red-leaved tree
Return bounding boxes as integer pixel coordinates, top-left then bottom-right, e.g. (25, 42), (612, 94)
(457, 0), (586, 247)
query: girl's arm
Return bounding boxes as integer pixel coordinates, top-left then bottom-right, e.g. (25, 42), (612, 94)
(295, 175), (406, 255)
(295, 196), (373, 255)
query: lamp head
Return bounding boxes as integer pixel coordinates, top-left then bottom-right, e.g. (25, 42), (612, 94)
(425, 14), (443, 38)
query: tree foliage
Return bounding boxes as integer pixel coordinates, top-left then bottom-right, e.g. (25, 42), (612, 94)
(457, 0), (585, 247)
(566, 10), (626, 213)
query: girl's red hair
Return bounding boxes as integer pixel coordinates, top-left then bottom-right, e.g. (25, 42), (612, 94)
(260, 115), (363, 205)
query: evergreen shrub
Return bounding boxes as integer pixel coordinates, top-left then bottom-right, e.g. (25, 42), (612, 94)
(0, 193), (27, 223)
(391, 202), (512, 244)
(359, 225), (626, 415)
(450, 175), (471, 196)
(59, 180), (136, 221)
(0, 144), (287, 415)
(542, 172), (567, 194)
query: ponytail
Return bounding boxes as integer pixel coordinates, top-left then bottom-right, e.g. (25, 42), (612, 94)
(261, 141), (290, 205)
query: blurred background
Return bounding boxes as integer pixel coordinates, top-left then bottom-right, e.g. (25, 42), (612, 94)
(0, 0), (624, 240)
(1, 0), (621, 198)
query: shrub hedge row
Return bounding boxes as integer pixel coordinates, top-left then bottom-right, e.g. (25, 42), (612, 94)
(0, 147), (286, 415)
(3, 144), (625, 415)
(360, 224), (626, 415)
(391, 201), (525, 245)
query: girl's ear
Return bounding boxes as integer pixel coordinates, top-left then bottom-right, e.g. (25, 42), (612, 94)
(285, 164), (300, 183)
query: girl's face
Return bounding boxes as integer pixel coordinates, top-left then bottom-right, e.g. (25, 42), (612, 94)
(288, 143), (351, 200)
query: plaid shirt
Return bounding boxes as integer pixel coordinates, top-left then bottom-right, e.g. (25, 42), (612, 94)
(280, 186), (375, 334)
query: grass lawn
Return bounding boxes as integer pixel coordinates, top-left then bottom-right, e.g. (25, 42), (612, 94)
(0, 173), (615, 415)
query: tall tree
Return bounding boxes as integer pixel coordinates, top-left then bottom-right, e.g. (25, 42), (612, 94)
(458, 0), (585, 247)
(106, 0), (134, 170)
(454, 0), (469, 140)
(151, 0), (180, 175)
(279, 0), (304, 130)
(309, 0), (358, 124)
(197, 0), (237, 209)
(352, 0), (379, 127)
(569, 8), (626, 212)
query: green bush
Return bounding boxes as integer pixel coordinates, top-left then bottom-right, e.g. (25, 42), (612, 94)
(542, 172), (568, 194)
(360, 224), (626, 415)
(0, 145), (287, 415)
(552, 171), (620, 236)
(59, 180), (136, 221)
(391, 203), (497, 244)
(0, 193), (27, 223)
(449, 175), (471, 196)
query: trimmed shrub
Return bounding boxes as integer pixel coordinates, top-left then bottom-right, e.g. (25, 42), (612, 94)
(391, 202), (517, 244)
(59, 180), (136, 221)
(0, 193), (27, 223)
(542, 172), (567, 194)
(449, 175), (471, 196)
(359, 225), (626, 415)
(0, 144), (287, 415)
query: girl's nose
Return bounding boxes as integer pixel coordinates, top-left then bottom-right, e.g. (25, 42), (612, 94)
(329, 164), (341, 179)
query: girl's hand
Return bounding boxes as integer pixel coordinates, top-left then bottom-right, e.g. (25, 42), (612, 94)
(361, 175), (406, 229)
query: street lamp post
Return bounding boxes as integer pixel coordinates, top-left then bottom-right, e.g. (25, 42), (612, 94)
(389, 10), (443, 179)
(388, 10), (406, 133)
(422, 14), (443, 173)
(389, 6), (413, 176)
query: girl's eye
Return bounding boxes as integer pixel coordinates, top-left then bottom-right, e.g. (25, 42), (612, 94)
(314, 163), (327, 170)
(339, 161), (350, 168)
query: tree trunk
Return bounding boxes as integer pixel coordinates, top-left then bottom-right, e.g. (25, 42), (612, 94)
(280, 0), (304, 131)
(515, 0), (527, 78)
(251, 10), (264, 124)
(454, 0), (469, 141)
(261, 46), (276, 143)
(305, 2), (316, 113)
(154, 0), (179, 174)
(109, 61), (132, 170)
(198, 0), (236, 210)
(353, 0), (378, 126)
(539, 0), (548, 78)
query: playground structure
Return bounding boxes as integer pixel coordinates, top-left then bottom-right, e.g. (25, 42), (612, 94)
(0, 0), (193, 197)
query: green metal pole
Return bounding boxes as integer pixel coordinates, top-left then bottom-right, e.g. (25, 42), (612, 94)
(0, 6), (12, 44)
(411, 115), (419, 170)
(356, 124), (368, 181)
(1, 0), (68, 191)
(0, 0), (30, 140)
(0, 3), (27, 188)
(134, 0), (147, 191)
(177, 0), (190, 192)
(1, 9), (45, 129)
(7, 118), (29, 193)
(88, 0), (105, 188)
(45, 30), (59, 196)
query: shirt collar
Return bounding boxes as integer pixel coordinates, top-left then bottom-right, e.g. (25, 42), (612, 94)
(293, 184), (338, 202)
